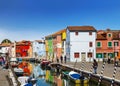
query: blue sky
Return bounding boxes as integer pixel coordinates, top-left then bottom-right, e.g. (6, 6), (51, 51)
(0, 0), (120, 42)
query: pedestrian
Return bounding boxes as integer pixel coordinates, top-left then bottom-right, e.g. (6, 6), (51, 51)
(64, 55), (66, 64)
(57, 58), (59, 63)
(107, 56), (111, 64)
(60, 55), (63, 63)
(93, 59), (98, 74)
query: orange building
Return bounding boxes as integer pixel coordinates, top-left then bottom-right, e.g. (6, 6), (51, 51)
(96, 29), (120, 60)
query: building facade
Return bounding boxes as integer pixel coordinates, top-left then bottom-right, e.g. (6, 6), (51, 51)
(66, 26), (97, 62)
(32, 40), (46, 59)
(96, 29), (120, 61)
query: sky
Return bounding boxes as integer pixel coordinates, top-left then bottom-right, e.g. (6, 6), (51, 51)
(0, 0), (120, 42)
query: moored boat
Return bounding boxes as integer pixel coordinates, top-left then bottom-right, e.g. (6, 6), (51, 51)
(68, 71), (89, 84)
(14, 67), (24, 76)
(18, 62), (33, 76)
(62, 71), (69, 78)
(18, 76), (37, 86)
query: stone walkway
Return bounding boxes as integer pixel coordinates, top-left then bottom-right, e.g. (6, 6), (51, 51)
(0, 66), (9, 86)
(58, 62), (120, 81)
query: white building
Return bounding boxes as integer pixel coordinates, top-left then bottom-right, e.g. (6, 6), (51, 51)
(66, 26), (97, 62)
(8, 42), (16, 57)
(32, 40), (46, 59)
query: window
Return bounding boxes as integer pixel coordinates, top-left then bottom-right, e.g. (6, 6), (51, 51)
(74, 52), (79, 58)
(96, 53), (103, 58)
(108, 33), (112, 37)
(114, 52), (119, 57)
(89, 32), (92, 35)
(108, 42), (112, 47)
(89, 42), (92, 47)
(88, 52), (92, 58)
(108, 53), (113, 58)
(75, 32), (78, 36)
(97, 42), (101, 47)
(114, 42), (119, 46)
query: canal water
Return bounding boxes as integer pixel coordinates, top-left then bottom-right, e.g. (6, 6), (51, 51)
(32, 64), (98, 86)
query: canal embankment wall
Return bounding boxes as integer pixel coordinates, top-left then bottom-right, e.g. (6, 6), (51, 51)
(51, 62), (120, 86)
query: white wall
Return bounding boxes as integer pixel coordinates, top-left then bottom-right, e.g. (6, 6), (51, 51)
(69, 32), (96, 62)
(33, 41), (46, 59)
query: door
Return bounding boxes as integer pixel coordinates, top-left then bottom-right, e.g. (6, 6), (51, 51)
(81, 52), (86, 61)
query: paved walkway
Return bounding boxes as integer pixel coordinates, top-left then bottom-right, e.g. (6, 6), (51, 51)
(56, 62), (120, 81)
(0, 66), (9, 86)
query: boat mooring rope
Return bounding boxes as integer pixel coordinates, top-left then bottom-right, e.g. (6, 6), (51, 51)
(111, 63), (118, 86)
(98, 61), (106, 86)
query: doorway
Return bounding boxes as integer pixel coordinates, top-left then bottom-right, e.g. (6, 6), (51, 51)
(81, 52), (86, 61)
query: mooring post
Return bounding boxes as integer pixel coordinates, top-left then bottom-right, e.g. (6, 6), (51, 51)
(98, 61), (106, 86)
(111, 63), (118, 86)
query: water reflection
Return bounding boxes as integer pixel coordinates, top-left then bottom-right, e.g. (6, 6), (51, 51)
(33, 64), (45, 78)
(32, 64), (96, 86)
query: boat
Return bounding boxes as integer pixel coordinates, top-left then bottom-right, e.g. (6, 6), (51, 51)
(68, 71), (89, 84)
(18, 76), (37, 86)
(40, 59), (51, 67)
(10, 58), (18, 68)
(18, 62), (33, 76)
(14, 67), (24, 76)
(62, 71), (69, 78)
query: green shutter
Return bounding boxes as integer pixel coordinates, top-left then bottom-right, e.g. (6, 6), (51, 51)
(97, 42), (101, 47)
(108, 42), (112, 47)
(96, 53), (103, 58)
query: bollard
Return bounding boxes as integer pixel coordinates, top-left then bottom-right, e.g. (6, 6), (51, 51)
(98, 61), (106, 86)
(111, 63), (118, 86)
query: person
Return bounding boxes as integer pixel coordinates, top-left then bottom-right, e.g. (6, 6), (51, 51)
(107, 56), (111, 64)
(64, 55), (67, 64)
(57, 58), (59, 63)
(93, 59), (98, 74)
(60, 55), (63, 63)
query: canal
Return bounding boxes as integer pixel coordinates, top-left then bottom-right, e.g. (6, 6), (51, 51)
(31, 63), (99, 86)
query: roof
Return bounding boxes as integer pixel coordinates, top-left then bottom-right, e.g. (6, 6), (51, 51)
(112, 32), (120, 40)
(96, 34), (107, 40)
(45, 29), (66, 39)
(0, 43), (11, 47)
(35, 40), (44, 43)
(96, 29), (120, 40)
(67, 26), (96, 32)
(16, 40), (31, 46)
(52, 29), (66, 37)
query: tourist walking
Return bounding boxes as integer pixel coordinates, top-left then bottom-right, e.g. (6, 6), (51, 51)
(57, 57), (59, 63)
(64, 55), (66, 64)
(93, 59), (98, 74)
(60, 55), (63, 63)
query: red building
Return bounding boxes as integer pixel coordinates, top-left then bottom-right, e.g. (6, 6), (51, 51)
(16, 40), (31, 57)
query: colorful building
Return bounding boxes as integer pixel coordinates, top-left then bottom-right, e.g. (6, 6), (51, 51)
(16, 40), (31, 57)
(32, 40), (46, 59)
(45, 35), (53, 60)
(96, 29), (120, 61)
(66, 26), (97, 62)
(0, 39), (11, 56)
